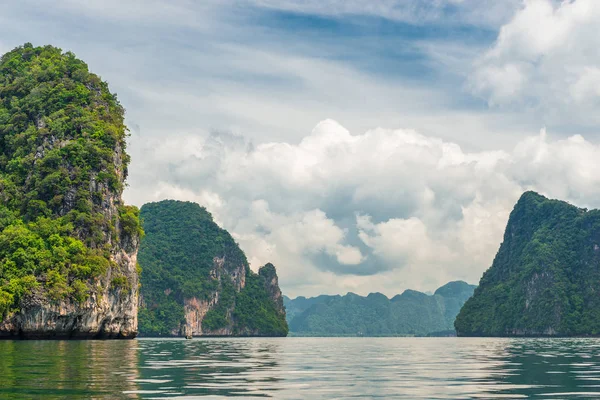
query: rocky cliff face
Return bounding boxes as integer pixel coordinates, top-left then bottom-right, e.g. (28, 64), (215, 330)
(0, 44), (141, 339)
(455, 191), (600, 337)
(138, 200), (288, 337)
(179, 256), (247, 337)
(259, 263), (285, 316)
(0, 189), (140, 339)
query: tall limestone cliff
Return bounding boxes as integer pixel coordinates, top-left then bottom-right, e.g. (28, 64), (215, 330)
(138, 200), (288, 337)
(456, 191), (600, 337)
(0, 44), (142, 338)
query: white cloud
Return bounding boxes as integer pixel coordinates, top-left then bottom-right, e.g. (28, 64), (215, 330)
(247, 201), (364, 266)
(4, 0), (600, 298)
(471, 0), (600, 118)
(357, 215), (452, 265)
(570, 67), (600, 103)
(125, 119), (600, 297)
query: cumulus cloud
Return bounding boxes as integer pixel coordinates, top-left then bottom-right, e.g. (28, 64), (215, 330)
(471, 0), (600, 117)
(125, 119), (600, 297)
(6, 0), (599, 297)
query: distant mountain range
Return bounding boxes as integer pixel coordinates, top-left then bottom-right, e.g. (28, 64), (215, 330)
(284, 281), (476, 336)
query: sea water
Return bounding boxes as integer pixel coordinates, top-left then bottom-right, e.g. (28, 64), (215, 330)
(1, 337), (600, 399)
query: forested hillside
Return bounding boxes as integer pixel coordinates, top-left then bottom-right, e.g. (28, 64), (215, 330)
(138, 200), (288, 337)
(285, 281), (475, 336)
(456, 191), (600, 336)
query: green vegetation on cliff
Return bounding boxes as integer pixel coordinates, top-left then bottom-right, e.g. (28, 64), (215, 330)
(231, 267), (288, 335)
(455, 191), (600, 337)
(0, 44), (141, 318)
(138, 200), (288, 336)
(284, 281), (475, 336)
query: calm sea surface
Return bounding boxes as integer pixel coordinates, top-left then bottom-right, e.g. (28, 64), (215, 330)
(2, 337), (600, 399)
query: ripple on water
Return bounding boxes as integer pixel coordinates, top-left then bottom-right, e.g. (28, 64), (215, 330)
(3, 338), (600, 398)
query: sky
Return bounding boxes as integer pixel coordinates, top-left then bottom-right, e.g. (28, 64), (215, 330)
(3, 0), (600, 297)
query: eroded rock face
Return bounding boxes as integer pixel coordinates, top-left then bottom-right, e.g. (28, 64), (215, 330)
(0, 255), (139, 340)
(0, 285), (137, 339)
(0, 150), (140, 339)
(180, 256), (248, 337)
(259, 263), (286, 317)
(182, 297), (213, 336)
(182, 261), (287, 337)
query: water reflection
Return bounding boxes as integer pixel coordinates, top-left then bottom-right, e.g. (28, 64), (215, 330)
(137, 339), (283, 398)
(483, 339), (600, 398)
(3, 338), (600, 398)
(0, 339), (138, 399)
